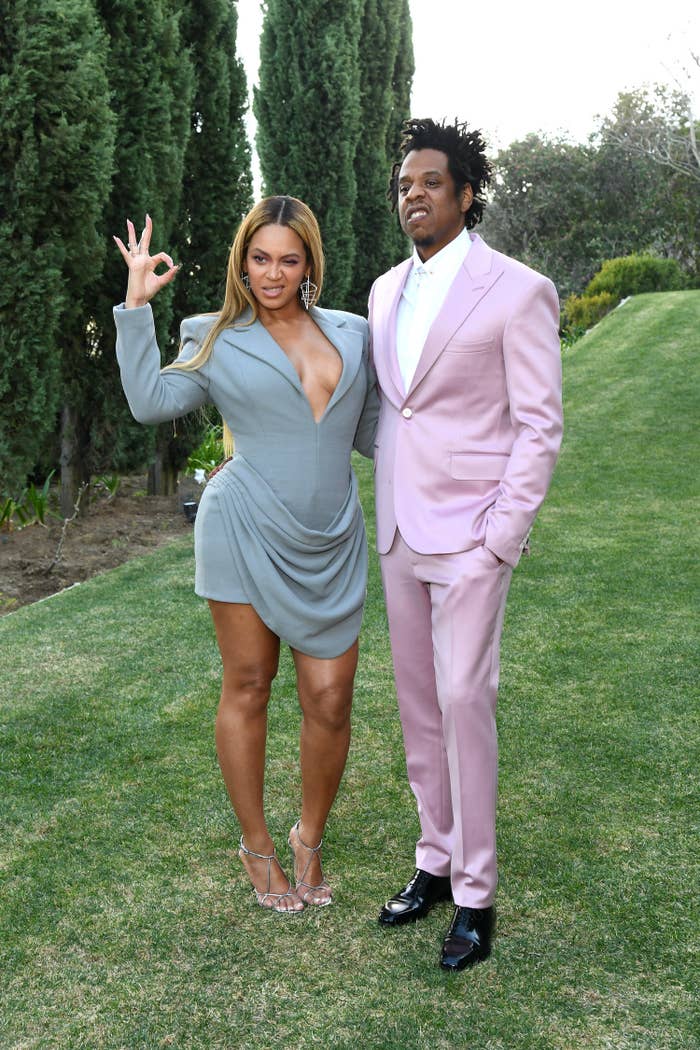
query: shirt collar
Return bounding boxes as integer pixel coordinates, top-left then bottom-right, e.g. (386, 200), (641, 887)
(411, 227), (471, 279)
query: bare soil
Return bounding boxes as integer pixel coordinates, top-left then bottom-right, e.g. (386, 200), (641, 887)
(0, 475), (194, 617)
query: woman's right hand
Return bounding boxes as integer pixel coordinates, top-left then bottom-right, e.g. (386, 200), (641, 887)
(113, 214), (179, 309)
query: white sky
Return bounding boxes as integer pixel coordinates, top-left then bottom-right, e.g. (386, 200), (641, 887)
(237, 0), (698, 180)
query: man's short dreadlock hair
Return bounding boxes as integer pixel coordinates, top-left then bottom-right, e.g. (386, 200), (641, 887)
(388, 117), (492, 229)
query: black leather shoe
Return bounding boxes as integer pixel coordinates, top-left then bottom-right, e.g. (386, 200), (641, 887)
(378, 868), (452, 926)
(439, 905), (494, 970)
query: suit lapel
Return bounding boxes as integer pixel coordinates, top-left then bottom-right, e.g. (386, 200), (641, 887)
(406, 235), (504, 396)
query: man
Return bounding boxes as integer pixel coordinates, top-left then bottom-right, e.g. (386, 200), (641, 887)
(368, 118), (563, 971)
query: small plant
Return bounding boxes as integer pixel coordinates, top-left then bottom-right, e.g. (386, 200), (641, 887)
(186, 424), (225, 477)
(94, 474), (121, 501)
(1, 494), (31, 530)
(1, 497), (19, 531)
(1, 470), (57, 531)
(23, 470), (56, 526)
(560, 324), (587, 350)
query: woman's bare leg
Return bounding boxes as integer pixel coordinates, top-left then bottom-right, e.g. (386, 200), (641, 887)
(208, 600), (302, 911)
(289, 641), (358, 903)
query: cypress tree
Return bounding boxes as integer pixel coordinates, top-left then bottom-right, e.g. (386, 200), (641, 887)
(386, 0), (414, 261)
(85, 0), (195, 500)
(154, 0), (253, 494)
(348, 0), (414, 313)
(173, 0), (253, 318)
(0, 0), (114, 499)
(254, 0), (363, 308)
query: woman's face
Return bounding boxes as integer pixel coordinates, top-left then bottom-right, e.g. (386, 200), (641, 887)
(245, 223), (308, 312)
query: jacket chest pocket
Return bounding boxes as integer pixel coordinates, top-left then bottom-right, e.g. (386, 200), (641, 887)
(443, 337), (496, 355)
(450, 453), (509, 481)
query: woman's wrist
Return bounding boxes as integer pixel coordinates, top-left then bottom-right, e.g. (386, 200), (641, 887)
(125, 294), (148, 309)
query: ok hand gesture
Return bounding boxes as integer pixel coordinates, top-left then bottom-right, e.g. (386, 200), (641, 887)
(113, 214), (179, 309)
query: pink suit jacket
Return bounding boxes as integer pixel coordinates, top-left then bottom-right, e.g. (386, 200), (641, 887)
(368, 233), (563, 566)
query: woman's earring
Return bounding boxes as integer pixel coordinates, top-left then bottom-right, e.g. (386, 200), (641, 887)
(241, 272), (250, 290)
(300, 275), (318, 311)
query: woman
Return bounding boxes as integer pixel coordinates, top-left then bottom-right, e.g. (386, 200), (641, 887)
(113, 197), (378, 913)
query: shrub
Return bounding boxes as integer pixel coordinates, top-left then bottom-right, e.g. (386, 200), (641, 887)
(563, 292), (618, 334)
(560, 324), (587, 351)
(585, 254), (686, 299)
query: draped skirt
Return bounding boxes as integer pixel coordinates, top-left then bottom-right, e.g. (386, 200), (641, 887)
(193, 454), (368, 658)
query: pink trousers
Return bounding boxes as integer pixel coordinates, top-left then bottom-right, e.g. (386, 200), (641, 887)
(380, 531), (513, 908)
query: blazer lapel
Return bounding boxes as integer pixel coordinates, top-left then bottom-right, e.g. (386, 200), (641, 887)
(219, 309), (363, 413)
(311, 307), (364, 412)
(220, 314), (303, 396)
(406, 234), (504, 396)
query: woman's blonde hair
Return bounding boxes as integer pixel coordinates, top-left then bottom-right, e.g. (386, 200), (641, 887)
(167, 195), (325, 456)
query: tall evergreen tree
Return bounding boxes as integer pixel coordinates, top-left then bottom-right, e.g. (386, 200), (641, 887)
(254, 0), (363, 308)
(386, 0), (414, 260)
(0, 0), (114, 499)
(151, 0), (253, 496)
(348, 0), (414, 313)
(173, 0), (253, 318)
(84, 0), (195, 501)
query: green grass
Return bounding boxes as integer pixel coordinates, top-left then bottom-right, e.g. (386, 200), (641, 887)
(1, 291), (698, 1048)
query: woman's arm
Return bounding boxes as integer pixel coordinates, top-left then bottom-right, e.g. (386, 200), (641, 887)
(353, 323), (379, 458)
(112, 214), (210, 424)
(114, 304), (210, 424)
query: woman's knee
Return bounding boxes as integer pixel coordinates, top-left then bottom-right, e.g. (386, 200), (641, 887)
(220, 665), (276, 717)
(300, 682), (353, 732)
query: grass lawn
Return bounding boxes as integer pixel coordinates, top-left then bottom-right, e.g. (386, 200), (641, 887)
(1, 291), (698, 1048)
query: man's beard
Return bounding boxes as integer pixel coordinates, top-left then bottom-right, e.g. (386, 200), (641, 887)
(411, 233), (435, 249)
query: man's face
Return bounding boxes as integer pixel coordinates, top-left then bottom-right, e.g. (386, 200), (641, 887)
(397, 148), (473, 261)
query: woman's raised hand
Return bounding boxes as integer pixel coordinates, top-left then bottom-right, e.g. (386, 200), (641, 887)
(113, 214), (179, 309)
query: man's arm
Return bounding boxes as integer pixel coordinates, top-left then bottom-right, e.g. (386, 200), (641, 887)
(484, 275), (563, 567)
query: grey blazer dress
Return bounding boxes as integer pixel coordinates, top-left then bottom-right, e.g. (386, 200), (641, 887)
(114, 303), (378, 658)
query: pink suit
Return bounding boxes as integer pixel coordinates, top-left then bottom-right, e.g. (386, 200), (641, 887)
(369, 233), (563, 907)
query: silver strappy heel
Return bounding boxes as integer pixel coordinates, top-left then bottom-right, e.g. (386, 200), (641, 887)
(288, 820), (332, 907)
(239, 836), (304, 913)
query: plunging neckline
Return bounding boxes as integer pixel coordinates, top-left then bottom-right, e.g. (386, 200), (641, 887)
(258, 317), (345, 425)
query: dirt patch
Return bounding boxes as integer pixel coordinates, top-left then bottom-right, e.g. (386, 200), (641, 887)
(0, 475), (196, 617)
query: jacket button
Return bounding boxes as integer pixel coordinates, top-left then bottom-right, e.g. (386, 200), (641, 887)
(401, 407), (413, 419)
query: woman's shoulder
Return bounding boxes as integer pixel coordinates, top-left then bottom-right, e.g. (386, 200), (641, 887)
(314, 307), (368, 336)
(179, 312), (220, 344)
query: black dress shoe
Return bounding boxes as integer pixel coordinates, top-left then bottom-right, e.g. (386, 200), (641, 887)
(439, 905), (494, 970)
(378, 868), (452, 926)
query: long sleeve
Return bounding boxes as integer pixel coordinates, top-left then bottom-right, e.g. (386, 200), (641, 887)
(484, 275), (563, 565)
(353, 329), (379, 458)
(114, 303), (211, 424)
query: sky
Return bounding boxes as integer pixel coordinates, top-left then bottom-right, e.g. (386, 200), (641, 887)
(236, 0), (698, 177)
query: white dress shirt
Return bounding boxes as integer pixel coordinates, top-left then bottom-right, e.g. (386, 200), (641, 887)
(396, 227), (472, 393)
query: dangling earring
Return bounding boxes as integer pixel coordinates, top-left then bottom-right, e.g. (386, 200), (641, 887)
(241, 272), (250, 291)
(300, 275), (318, 311)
